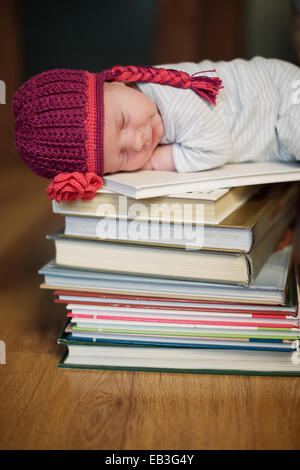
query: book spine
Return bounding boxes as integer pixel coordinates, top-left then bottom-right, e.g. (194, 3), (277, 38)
(245, 203), (296, 285)
(251, 185), (299, 248)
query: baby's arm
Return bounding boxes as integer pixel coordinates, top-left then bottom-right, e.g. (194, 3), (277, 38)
(141, 144), (176, 171)
(139, 76), (233, 173)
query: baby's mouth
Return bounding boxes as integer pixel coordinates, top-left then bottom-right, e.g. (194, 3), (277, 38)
(150, 124), (154, 147)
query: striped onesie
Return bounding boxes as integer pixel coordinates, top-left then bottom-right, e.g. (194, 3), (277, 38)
(137, 57), (300, 172)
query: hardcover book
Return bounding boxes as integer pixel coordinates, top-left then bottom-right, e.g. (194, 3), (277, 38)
(53, 185), (259, 225)
(57, 335), (300, 376)
(38, 243), (294, 304)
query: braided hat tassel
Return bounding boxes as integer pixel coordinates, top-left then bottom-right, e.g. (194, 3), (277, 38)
(109, 65), (223, 106)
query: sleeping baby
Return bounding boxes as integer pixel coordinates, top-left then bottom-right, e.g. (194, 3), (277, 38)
(12, 57), (300, 202)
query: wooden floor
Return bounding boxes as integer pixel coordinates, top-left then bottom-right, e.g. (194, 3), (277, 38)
(1, 159), (300, 450)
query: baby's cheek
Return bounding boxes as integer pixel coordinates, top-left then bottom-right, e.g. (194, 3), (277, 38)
(103, 153), (118, 174)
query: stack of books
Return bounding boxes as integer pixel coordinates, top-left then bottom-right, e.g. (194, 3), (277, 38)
(38, 162), (300, 376)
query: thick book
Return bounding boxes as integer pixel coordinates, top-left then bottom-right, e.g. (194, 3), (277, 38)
(57, 337), (300, 376)
(62, 183), (299, 252)
(48, 205), (295, 285)
(53, 185), (260, 225)
(102, 161), (300, 199)
(38, 243), (293, 304)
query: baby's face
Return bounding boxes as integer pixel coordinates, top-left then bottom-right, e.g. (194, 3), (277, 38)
(103, 82), (165, 174)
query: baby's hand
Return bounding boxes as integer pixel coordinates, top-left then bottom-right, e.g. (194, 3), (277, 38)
(141, 144), (176, 171)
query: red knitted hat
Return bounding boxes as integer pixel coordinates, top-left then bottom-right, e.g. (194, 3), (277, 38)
(12, 65), (222, 202)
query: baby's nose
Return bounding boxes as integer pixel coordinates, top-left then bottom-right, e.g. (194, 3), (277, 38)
(131, 126), (150, 152)
(132, 129), (143, 151)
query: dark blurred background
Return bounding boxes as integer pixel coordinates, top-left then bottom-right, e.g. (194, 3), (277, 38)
(1, 0), (300, 167)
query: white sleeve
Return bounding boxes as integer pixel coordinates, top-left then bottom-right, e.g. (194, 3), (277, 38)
(169, 89), (234, 173)
(138, 73), (234, 173)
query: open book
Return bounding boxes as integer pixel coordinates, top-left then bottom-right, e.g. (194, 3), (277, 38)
(103, 161), (300, 198)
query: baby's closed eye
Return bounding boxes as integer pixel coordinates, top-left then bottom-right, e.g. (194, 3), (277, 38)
(121, 111), (128, 129)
